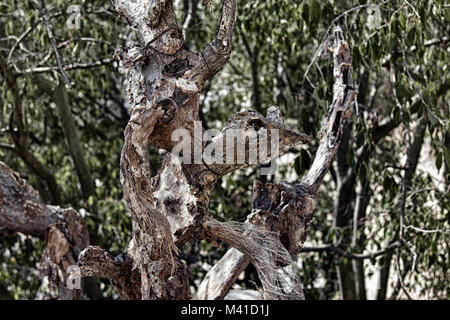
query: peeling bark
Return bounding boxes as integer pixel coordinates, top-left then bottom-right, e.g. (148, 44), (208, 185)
(196, 27), (354, 300)
(0, 161), (88, 299)
(69, 1), (353, 300)
(77, 246), (141, 300)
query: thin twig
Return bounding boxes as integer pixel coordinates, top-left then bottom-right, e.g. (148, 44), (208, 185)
(302, 1), (389, 85)
(6, 27), (32, 64)
(19, 58), (114, 74)
(31, 0), (71, 86)
(404, 225), (449, 234)
(0, 143), (16, 151)
(300, 242), (400, 260)
(403, 0), (420, 19)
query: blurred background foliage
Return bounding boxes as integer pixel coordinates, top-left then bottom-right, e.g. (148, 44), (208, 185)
(0, 0), (448, 299)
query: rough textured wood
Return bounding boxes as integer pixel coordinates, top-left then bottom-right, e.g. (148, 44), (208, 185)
(0, 161), (57, 237)
(249, 181), (315, 255)
(0, 161), (89, 299)
(112, 0), (308, 300)
(77, 246), (141, 300)
(38, 207), (88, 300)
(2, 1), (355, 301)
(195, 181), (314, 300)
(196, 27), (354, 300)
(302, 27), (354, 193)
(224, 289), (262, 300)
(195, 248), (249, 300)
(70, 2), (353, 301)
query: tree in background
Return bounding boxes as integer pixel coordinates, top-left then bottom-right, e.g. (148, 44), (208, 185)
(0, 0), (448, 300)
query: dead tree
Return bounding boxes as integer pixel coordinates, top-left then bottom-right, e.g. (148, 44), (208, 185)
(0, 0), (354, 300)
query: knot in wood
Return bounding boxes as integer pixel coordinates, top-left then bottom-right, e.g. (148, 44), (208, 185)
(155, 98), (177, 124)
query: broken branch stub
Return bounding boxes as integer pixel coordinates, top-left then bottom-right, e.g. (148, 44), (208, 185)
(302, 26), (355, 194)
(77, 246), (141, 300)
(74, 1), (349, 301)
(196, 26), (355, 300)
(0, 161), (89, 300)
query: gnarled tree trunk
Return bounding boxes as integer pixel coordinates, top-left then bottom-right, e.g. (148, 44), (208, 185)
(77, 0), (354, 300)
(0, 0), (354, 300)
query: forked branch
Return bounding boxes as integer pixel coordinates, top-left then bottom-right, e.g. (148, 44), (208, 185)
(196, 26), (355, 300)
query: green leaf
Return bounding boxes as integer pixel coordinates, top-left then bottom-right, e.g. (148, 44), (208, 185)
(393, 107), (401, 124)
(397, 81), (411, 104)
(444, 147), (450, 169)
(88, 196), (94, 207)
(399, 12), (407, 29)
(427, 109), (438, 126)
(357, 162), (369, 188)
(294, 149), (311, 176)
(435, 152), (442, 170)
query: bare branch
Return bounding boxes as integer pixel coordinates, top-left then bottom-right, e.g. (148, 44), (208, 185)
(0, 161), (57, 236)
(404, 225), (449, 234)
(197, 26), (354, 300)
(195, 248), (248, 300)
(204, 108), (311, 177)
(302, 26), (355, 194)
(77, 246), (141, 300)
(19, 58), (114, 74)
(6, 27), (32, 64)
(31, 0), (71, 86)
(115, 0), (183, 52)
(300, 242), (400, 260)
(0, 143), (15, 151)
(200, 0), (237, 78)
(0, 161), (88, 299)
(182, 0), (198, 36)
(303, 1), (389, 85)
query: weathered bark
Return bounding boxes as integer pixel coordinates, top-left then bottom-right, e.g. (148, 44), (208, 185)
(195, 181), (315, 300)
(77, 246), (141, 300)
(72, 2), (355, 301)
(197, 27), (355, 300)
(0, 161), (88, 299)
(195, 248), (249, 300)
(0, 161), (60, 237)
(2, 1), (355, 300)
(74, 0), (313, 299)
